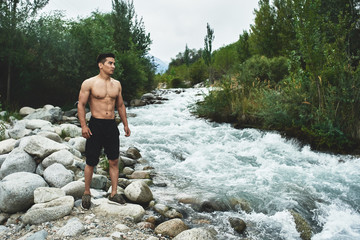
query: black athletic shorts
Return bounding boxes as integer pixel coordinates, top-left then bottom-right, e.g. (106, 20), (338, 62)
(85, 117), (120, 166)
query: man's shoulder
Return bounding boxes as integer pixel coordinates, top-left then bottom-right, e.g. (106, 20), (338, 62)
(111, 78), (121, 86)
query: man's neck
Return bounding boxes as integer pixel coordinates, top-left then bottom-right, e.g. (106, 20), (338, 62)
(98, 72), (111, 81)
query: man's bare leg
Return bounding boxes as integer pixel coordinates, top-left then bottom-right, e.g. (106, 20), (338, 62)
(109, 159), (119, 197)
(84, 164), (94, 195)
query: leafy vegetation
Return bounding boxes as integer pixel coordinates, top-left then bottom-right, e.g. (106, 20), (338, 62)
(161, 0), (360, 153)
(0, 0), (156, 108)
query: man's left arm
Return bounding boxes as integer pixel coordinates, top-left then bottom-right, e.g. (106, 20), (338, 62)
(117, 83), (131, 137)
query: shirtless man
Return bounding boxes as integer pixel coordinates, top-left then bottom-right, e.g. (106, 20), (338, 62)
(77, 53), (131, 209)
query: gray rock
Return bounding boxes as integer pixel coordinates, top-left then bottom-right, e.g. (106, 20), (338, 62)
(57, 217), (85, 237)
(128, 170), (151, 179)
(164, 208), (183, 219)
(141, 93), (156, 101)
(120, 156), (137, 166)
(22, 196), (74, 225)
(0, 225), (8, 233)
(123, 166), (134, 175)
(0, 153), (8, 169)
(154, 218), (188, 237)
(0, 148), (36, 178)
(228, 217), (246, 234)
(126, 147), (142, 159)
(58, 124), (82, 138)
(25, 229), (48, 240)
(0, 172), (48, 213)
(7, 120), (32, 139)
(154, 203), (169, 215)
(0, 139), (17, 154)
(90, 174), (108, 190)
(61, 181), (85, 200)
(34, 187), (66, 203)
(43, 163), (74, 188)
(173, 228), (217, 240)
(19, 106), (35, 116)
(37, 131), (62, 143)
(23, 135), (69, 158)
(42, 149), (74, 168)
(24, 106), (63, 123)
(35, 163), (45, 176)
(25, 119), (52, 130)
(124, 180), (153, 204)
(67, 137), (86, 153)
(92, 198), (145, 222)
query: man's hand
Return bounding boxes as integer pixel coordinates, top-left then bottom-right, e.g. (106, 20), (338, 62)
(82, 126), (92, 139)
(124, 126), (131, 137)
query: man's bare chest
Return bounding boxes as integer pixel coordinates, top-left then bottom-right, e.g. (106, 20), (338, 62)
(91, 81), (119, 99)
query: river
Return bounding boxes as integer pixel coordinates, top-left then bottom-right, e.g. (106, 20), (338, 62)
(121, 87), (360, 240)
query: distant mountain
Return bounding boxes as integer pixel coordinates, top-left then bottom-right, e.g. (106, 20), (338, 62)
(150, 55), (169, 74)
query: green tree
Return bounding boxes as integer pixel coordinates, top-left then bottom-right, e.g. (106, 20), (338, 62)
(0, 0), (49, 103)
(237, 30), (251, 63)
(203, 23), (215, 82)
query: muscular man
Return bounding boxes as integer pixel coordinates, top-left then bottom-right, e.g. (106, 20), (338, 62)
(77, 53), (131, 209)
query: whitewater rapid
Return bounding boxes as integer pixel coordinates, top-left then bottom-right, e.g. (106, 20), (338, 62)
(120, 88), (360, 240)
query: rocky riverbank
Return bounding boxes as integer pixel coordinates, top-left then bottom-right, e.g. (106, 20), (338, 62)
(0, 90), (313, 240)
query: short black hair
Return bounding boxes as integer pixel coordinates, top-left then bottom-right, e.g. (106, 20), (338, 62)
(96, 53), (115, 64)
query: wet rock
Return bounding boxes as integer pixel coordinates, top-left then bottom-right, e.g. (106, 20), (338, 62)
(0, 172), (48, 213)
(0, 139), (16, 154)
(154, 218), (188, 237)
(22, 196), (74, 224)
(228, 198), (252, 213)
(154, 203), (169, 215)
(229, 217), (246, 234)
(290, 210), (312, 240)
(137, 221), (155, 230)
(164, 208), (183, 219)
(128, 170), (151, 179)
(34, 187), (65, 203)
(126, 147), (142, 159)
(124, 181), (153, 204)
(120, 156), (137, 166)
(130, 99), (146, 107)
(173, 228), (217, 240)
(123, 166), (134, 175)
(0, 148), (36, 178)
(43, 163), (74, 188)
(200, 200), (228, 212)
(0, 213), (10, 225)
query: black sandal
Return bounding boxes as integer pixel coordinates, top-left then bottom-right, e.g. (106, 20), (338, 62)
(81, 194), (91, 210)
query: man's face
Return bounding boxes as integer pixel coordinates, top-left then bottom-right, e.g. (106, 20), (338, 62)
(100, 57), (115, 75)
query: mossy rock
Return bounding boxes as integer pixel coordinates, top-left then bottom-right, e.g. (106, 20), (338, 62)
(290, 210), (312, 240)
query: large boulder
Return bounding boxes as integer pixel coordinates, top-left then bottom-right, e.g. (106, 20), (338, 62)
(42, 149), (74, 168)
(92, 198), (145, 222)
(154, 219), (188, 237)
(0, 172), (48, 213)
(34, 187), (66, 204)
(19, 106), (35, 116)
(23, 135), (68, 158)
(124, 181), (153, 204)
(61, 181), (85, 200)
(68, 137), (86, 153)
(57, 124), (82, 138)
(25, 119), (52, 130)
(22, 196), (74, 224)
(0, 139), (17, 155)
(0, 148), (36, 178)
(24, 105), (63, 123)
(7, 120), (31, 139)
(173, 228), (217, 240)
(37, 131), (62, 143)
(43, 163), (74, 188)
(126, 147), (142, 159)
(0, 154), (8, 168)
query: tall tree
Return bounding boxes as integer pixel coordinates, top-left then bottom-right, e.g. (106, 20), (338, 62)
(0, 0), (49, 103)
(203, 23), (215, 82)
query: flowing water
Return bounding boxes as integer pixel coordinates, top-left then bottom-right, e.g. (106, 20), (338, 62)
(120, 88), (360, 240)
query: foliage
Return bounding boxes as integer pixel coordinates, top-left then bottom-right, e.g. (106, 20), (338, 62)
(0, 0), (155, 107)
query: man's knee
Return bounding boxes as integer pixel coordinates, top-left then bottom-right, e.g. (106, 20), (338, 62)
(108, 159), (119, 168)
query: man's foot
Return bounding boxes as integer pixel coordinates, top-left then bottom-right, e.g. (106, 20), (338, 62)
(82, 194), (91, 210)
(108, 193), (126, 204)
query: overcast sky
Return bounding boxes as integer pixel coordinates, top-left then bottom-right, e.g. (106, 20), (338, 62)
(41, 0), (259, 63)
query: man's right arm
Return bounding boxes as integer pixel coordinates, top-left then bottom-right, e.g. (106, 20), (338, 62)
(78, 80), (92, 139)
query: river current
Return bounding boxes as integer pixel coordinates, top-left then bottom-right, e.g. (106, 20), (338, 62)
(120, 88), (360, 240)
